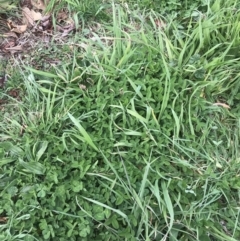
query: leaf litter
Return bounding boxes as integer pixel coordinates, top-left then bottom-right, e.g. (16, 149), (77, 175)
(0, 0), (76, 56)
(0, 0), (76, 107)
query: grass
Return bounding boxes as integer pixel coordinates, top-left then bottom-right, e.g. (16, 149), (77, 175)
(0, 0), (240, 240)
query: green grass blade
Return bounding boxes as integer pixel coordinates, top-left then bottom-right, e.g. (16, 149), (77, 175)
(68, 113), (99, 151)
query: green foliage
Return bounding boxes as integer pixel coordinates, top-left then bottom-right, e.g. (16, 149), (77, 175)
(0, 0), (17, 12)
(122, 0), (207, 17)
(0, 0), (240, 240)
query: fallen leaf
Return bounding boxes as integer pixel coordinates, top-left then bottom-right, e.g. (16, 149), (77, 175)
(57, 10), (68, 22)
(41, 15), (51, 22)
(30, 0), (46, 10)
(7, 20), (28, 34)
(20, 0), (33, 8)
(0, 217), (7, 223)
(11, 24), (28, 34)
(8, 89), (20, 98)
(155, 19), (166, 29)
(56, 21), (75, 37)
(22, 7), (42, 26)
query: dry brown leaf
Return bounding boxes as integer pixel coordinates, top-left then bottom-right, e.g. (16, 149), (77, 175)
(56, 21), (75, 37)
(57, 10), (68, 22)
(30, 0), (46, 10)
(0, 217), (7, 223)
(62, 24), (75, 37)
(20, 0), (33, 8)
(41, 15), (51, 22)
(7, 20), (27, 34)
(22, 7), (42, 26)
(213, 103), (230, 109)
(11, 24), (28, 34)
(155, 19), (166, 29)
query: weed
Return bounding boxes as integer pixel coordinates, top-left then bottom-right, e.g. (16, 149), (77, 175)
(0, 1), (240, 240)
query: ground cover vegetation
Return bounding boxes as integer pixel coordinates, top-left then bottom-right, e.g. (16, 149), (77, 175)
(0, 0), (240, 240)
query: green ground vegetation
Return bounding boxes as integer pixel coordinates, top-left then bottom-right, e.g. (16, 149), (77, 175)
(0, 0), (240, 240)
